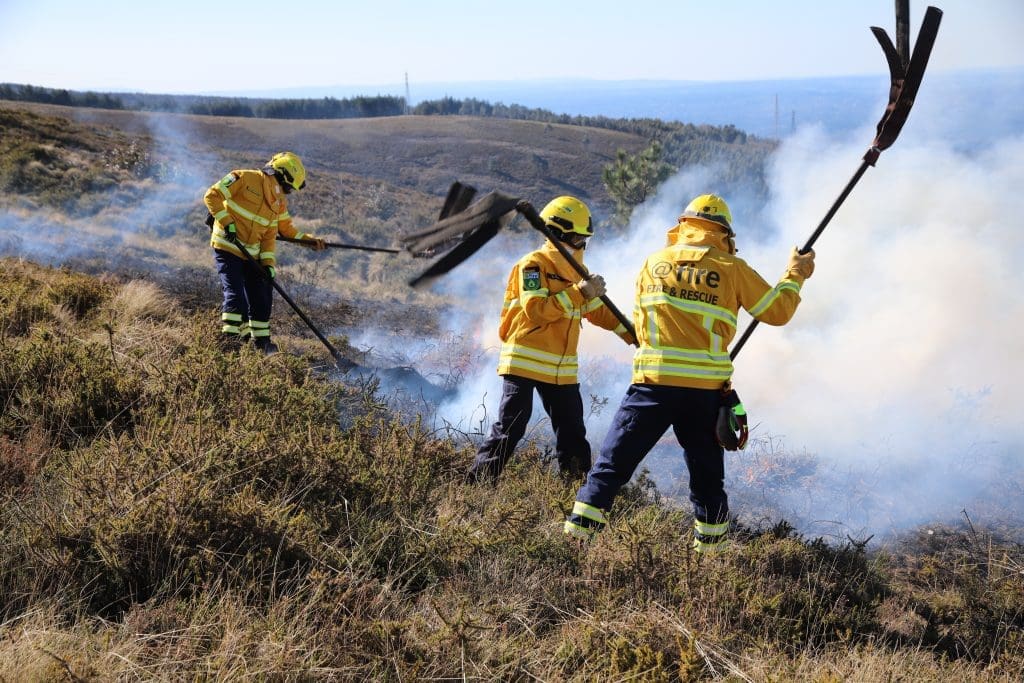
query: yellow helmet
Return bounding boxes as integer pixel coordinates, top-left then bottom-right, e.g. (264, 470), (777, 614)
(539, 196), (593, 237)
(681, 194), (732, 232)
(267, 151), (306, 191)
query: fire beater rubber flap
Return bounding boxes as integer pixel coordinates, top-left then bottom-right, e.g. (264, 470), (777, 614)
(867, 6), (943, 162)
(400, 190), (521, 257)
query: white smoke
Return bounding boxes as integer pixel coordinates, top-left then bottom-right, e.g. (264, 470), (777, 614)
(729, 126), (1024, 538)
(0, 109), (213, 271)
(426, 116), (1024, 541)
(746, 125), (1024, 457)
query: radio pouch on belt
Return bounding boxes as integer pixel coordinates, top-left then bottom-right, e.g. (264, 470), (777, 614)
(716, 386), (749, 451)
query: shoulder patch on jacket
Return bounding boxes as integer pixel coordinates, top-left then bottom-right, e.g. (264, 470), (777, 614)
(220, 173), (238, 187)
(522, 266), (542, 291)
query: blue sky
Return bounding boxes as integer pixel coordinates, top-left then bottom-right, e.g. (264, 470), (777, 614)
(1, 0), (1020, 95)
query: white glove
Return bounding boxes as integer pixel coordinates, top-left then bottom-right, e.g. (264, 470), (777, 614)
(578, 274), (606, 300)
(787, 247), (815, 279)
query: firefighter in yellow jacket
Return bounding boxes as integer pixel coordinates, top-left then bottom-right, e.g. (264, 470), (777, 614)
(466, 196), (636, 483)
(564, 194), (815, 552)
(204, 152), (325, 353)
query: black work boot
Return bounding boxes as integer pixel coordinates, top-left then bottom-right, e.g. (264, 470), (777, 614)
(254, 337), (279, 355)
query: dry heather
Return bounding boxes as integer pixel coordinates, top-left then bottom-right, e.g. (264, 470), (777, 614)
(1, 259), (1022, 681)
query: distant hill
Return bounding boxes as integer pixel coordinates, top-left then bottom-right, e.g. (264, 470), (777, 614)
(0, 100), (772, 278)
(226, 70), (1024, 146)
(0, 100), (652, 265)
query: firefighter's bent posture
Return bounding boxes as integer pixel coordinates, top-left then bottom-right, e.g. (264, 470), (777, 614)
(466, 196), (636, 483)
(565, 194), (815, 552)
(204, 152), (325, 353)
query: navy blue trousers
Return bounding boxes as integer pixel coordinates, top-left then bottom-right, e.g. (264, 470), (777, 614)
(575, 383), (728, 524)
(214, 249), (272, 337)
(467, 375), (591, 482)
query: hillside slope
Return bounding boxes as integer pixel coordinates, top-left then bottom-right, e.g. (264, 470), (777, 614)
(1, 99), (648, 213)
(0, 102), (656, 314)
(0, 100), (773, 338)
(0, 260), (1021, 680)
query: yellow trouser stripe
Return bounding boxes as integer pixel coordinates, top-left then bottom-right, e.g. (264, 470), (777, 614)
(694, 519), (729, 536)
(693, 537), (729, 553)
(571, 501), (608, 525)
(564, 521), (596, 540)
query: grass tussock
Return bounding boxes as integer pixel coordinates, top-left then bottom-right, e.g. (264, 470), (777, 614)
(0, 258), (1022, 681)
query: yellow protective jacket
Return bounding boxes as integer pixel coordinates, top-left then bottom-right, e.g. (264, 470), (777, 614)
(204, 169), (311, 266)
(632, 222), (807, 389)
(497, 240), (631, 385)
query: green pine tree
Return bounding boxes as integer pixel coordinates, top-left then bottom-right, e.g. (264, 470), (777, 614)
(602, 140), (672, 228)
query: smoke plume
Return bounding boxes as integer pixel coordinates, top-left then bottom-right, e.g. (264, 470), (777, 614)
(428, 120), (1024, 542)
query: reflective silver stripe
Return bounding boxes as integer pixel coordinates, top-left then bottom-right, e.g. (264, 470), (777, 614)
(521, 288), (549, 301)
(501, 358), (577, 381)
(564, 521), (595, 540)
(640, 293), (736, 327)
(500, 356), (578, 374)
(222, 323), (240, 334)
(613, 323), (626, 335)
(571, 501), (607, 525)
(225, 199), (273, 227)
(633, 362), (733, 381)
(637, 346), (731, 363)
(221, 312), (243, 323)
(694, 519), (729, 536)
(710, 326), (722, 354)
(250, 320), (270, 338)
(212, 233), (260, 256)
(693, 537), (729, 553)
(501, 343), (576, 365)
(634, 346), (734, 379)
(647, 310), (660, 347)
(214, 209), (231, 222)
(555, 289), (575, 315)
(239, 321), (251, 337)
(213, 225), (257, 251)
(499, 343), (578, 380)
(281, 211), (292, 220)
(583, 298), (605, 314)
(503, 298), (520, 310)
(259, 251), (276, 262)
(749, 279), (801, 317)
(218, 177), (234, 197)
(694, 518), (729, 554)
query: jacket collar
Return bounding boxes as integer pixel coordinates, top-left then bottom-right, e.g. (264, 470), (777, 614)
(665, 219), (733, 253)
(540, 239), (585, 275)
(261, 171), (287, 213)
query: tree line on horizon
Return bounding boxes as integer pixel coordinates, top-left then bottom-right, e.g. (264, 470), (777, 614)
(0, 83), (762, 146)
